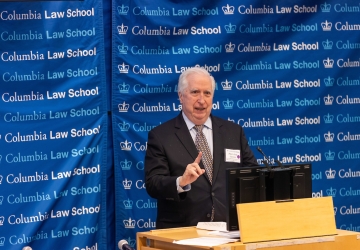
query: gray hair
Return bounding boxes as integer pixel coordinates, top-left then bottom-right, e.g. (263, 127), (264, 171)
(178, 67), (215, 94)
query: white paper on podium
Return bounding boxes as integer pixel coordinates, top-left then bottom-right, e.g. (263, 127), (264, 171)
(173, 237), (238, 247)
(196, 221), (228, 232)
(196, 222), (240, 239)
(207, 230), (240, 239)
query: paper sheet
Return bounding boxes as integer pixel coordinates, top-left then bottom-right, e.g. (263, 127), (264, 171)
(207, 230), (240, 239)
(173, 237), (238, 247)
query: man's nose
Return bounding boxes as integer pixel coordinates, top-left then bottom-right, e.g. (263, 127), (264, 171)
(198, 94), (205, 103)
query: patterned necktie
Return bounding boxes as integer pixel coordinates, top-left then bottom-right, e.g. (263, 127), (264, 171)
(194, 125), (215, 221)
(194, 125), (213, 183)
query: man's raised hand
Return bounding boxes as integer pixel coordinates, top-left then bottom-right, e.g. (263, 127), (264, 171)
(179, 152), (205, 187)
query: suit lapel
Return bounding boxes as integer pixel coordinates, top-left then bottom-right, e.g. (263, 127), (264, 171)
(211, 115), (224, 184)
(174, 113), (199, 161)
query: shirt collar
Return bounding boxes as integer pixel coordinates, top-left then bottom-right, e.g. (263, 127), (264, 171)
(182, 112), (212, 131)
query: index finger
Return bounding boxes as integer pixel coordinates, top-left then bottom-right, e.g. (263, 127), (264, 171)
(194, 152), (202, 164)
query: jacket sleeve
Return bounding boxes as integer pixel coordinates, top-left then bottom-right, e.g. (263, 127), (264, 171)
(144, 129), (184, 202)
(240, 127), (259, 167)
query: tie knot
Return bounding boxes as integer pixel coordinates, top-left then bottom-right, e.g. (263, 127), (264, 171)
(194, 125), (204, 133)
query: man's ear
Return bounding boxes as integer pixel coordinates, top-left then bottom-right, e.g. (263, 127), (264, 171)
(178, 92), (183, 103)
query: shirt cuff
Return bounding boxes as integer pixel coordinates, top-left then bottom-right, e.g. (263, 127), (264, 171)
(176, 177), (191, 193)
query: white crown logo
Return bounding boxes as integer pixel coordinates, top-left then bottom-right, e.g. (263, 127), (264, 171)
(118, 121), (130, 132)
(325, 150), (335, 160)
(0, 216), (4, 226)
(323, 57), (334, 68)
(120, 140), (132, 151)
(222, 4), (234, 14)
(123, 218), (136, 228)
(120, 159), (132, 170)
(325, 168), (336, 179)
(221, 79), (233, 90)
(324, 76), (334, 87)
(324, 131), (334, 142)
(118, 63), (130, 73)
(324, 94), (334, 105)
(222, 98), (234, 109)
(224, 23), (236, 33)
(123, 198), (133, 209)
(326, 187), (336, 197)
(118, 5), (129, 15)
(118, 82), (130, 93)
(320, 3), (331, 12)
(322, 39), (333, 50)
(225, 42), (235, 52)
(321, 20), (332, 31)
(117, 24), (129, 34)
(223, 61), (234, 71)
(118, 43), (129, 54)
(323, 113), (334, 123)
(123, 178), (132, 189)
(118, 101), (130, 112)
(0, 237), (4, 246)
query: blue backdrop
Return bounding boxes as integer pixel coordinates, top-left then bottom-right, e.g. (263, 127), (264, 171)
(0, 0), (109, 249)
(0, 0), (360, 249)
(113, 0), (360, 248)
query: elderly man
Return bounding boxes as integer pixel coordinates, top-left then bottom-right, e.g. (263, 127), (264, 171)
(145, 67), (258, 229)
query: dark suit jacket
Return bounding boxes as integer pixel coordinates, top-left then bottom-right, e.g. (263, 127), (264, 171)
(145, 113), (258, 229)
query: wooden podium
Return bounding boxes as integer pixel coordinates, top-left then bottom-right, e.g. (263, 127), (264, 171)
(137, 197), (360, 250)
(237, 196), (337, 243)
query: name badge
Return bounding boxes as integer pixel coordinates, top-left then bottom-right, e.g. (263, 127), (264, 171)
(225, 149), (241, 163)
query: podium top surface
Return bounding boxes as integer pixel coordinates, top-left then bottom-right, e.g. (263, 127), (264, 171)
(137, 228), (360, 250)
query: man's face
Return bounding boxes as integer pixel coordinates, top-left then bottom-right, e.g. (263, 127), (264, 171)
(178, 73), (213, 125)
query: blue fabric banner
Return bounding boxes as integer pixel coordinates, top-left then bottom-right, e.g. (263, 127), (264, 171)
(1, 0), (360, 249)
(113, 0), (360, 247)
(0, 1), (108, 249)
